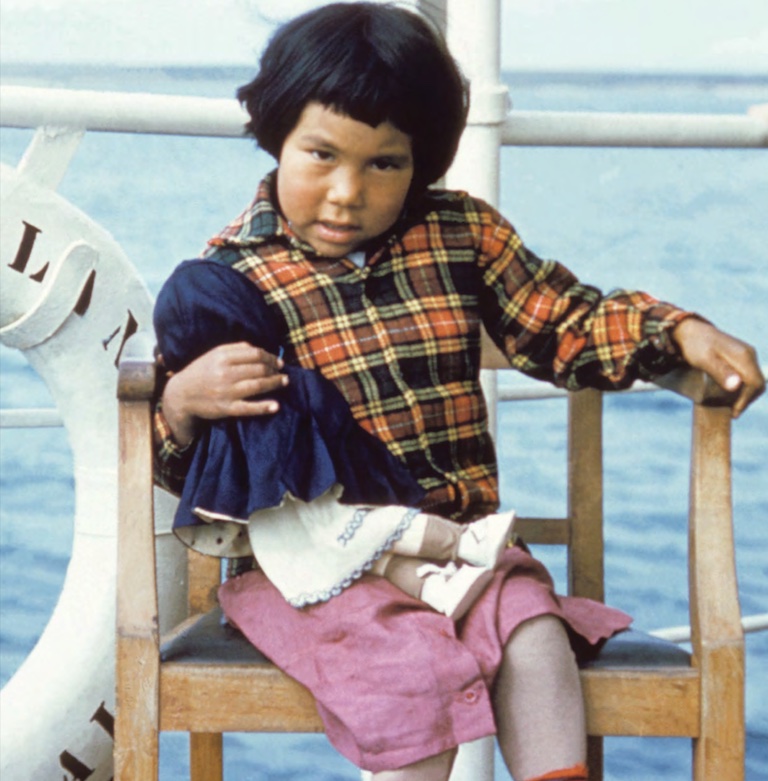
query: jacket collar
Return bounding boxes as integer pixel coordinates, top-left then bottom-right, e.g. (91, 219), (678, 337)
(205, 170), (317, 255)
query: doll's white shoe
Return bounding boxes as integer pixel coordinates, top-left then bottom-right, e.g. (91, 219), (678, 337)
(417, 561), (494, 621)
(456, 510), (516, 569)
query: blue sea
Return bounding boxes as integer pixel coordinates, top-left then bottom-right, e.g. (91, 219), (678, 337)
(1, 65), (766, 780)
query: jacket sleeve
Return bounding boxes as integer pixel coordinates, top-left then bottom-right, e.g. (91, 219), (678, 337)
(474, 201), (693, 390)
(153, 397), (195, 495)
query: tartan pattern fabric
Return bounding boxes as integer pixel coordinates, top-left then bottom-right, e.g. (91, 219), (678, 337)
(155, 172), (689, 520)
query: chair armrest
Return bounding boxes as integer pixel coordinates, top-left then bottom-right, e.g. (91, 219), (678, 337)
(117, 329), (160, 640)
(117, 330), (158, 402)
(651, 365), (739, 407)
(642, 368), (743, 661)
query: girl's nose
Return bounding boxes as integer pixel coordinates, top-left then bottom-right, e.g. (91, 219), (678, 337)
(328, 168), (364, 207)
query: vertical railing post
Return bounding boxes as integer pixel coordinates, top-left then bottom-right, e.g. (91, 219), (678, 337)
(446, 0), (509, 778)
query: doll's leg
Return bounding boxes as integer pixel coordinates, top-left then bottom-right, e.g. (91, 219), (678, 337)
(494, 615), (588, 781)
(371, 554), (493, 621)
(391, 511), (515, 569)
(370, 554), (424, 597)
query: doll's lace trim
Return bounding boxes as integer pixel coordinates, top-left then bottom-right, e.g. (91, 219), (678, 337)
(336, 507), (373, 547)
(288, 507), (420, 608)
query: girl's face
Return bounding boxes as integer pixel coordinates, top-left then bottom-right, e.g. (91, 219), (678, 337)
(276, 102), (414, 258)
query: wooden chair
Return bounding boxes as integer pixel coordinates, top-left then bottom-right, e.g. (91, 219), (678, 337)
(115, 330), (745, 781)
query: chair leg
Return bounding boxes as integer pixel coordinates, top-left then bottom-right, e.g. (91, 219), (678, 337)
(190, 732), (223, 781)
(586, 736), (603, 781)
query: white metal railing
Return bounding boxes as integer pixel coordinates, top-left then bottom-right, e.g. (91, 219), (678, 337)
(501, 108), (768, 148)
(2, 85), (767, 148)
(0, 408), (64, 428)
(651, 613), (768, 644)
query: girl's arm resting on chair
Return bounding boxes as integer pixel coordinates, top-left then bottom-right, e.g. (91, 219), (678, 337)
(672, 318), (765, 418)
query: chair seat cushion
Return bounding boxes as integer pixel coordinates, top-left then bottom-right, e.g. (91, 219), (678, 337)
(579, 628), (691, 669)
(161, 608), (691, 670)
(161, 606), (269, 664)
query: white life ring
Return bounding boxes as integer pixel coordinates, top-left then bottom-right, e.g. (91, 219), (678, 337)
(0, 130), (186, 780)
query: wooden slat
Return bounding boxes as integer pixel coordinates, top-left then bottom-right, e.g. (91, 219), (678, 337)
(187, 548), (221, 615)
(160, 665), (324, 733)
(159, 662), (702, 738)
(581, 668), (700, 736)
(190, 733), (223, 781)
(479, 326), (509, 370)
(115, 637), (161, 780)
(567, 389), (604, 602)
(693, 645), (745, 780)
(514, 516), (570, 545)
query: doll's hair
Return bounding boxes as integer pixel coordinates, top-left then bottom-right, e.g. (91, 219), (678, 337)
(237, 2), (469, 193)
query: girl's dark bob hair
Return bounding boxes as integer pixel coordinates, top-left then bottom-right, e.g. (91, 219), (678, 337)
(237, 2), (469, 194)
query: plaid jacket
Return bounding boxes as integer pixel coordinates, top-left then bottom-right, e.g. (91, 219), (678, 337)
(155, 173), (689, 520)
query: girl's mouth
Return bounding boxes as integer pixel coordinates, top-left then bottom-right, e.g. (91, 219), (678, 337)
(316, 221), (361, 242)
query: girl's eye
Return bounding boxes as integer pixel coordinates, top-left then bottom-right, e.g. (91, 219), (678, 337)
(310, 149), (334, 162)
(372, 158), (398, 171)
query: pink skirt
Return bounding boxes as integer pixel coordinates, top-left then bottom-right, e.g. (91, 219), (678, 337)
(219, 545), (631, 773)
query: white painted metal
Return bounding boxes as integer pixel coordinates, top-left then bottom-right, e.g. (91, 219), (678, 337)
(0, 134), (186, 780)
(0, 408), (64, 427)
(443, 0), (508, 776)
(0, 85), (247, 137)
(445, 0), (509, 203)
(17, 126), (85, 190)
(503, 108), (768, 148)
(2, 85), (767, 148)
(651, 613), (768, 644)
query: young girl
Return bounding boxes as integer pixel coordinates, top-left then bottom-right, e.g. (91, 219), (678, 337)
(154, 4), (765, 780)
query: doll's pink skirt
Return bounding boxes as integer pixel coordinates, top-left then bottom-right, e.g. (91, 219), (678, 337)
(218, 545), (631, 773)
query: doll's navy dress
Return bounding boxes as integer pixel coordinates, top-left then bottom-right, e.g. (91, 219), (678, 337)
(153, 260), (425, 603)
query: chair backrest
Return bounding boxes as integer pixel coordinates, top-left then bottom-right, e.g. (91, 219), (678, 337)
(479, 326), (605, 600)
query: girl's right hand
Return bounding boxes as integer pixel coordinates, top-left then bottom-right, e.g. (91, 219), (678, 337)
(160, 341), (289, 447)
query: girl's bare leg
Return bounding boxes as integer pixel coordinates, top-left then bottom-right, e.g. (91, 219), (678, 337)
(494, 615), (587, 781)
(371, 748), (457, 780)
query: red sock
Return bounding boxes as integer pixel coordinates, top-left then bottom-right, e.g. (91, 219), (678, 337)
(524, 763), (589, 781)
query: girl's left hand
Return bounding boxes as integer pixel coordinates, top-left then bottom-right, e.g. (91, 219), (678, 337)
(672, 318), (765, 418)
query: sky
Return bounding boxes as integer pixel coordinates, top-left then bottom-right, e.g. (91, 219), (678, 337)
(0, 0), (766, 73)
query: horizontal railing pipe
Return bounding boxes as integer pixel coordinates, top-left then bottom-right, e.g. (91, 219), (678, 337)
(502, 109), (768, 148)
(0, 408), (64, 428)
(1, 86), (767, 148)
(0, 86), (247, 138)
(651, 613), (768, 644)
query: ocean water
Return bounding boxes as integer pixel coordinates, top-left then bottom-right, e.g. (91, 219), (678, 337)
(0, 65), (766, 780)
